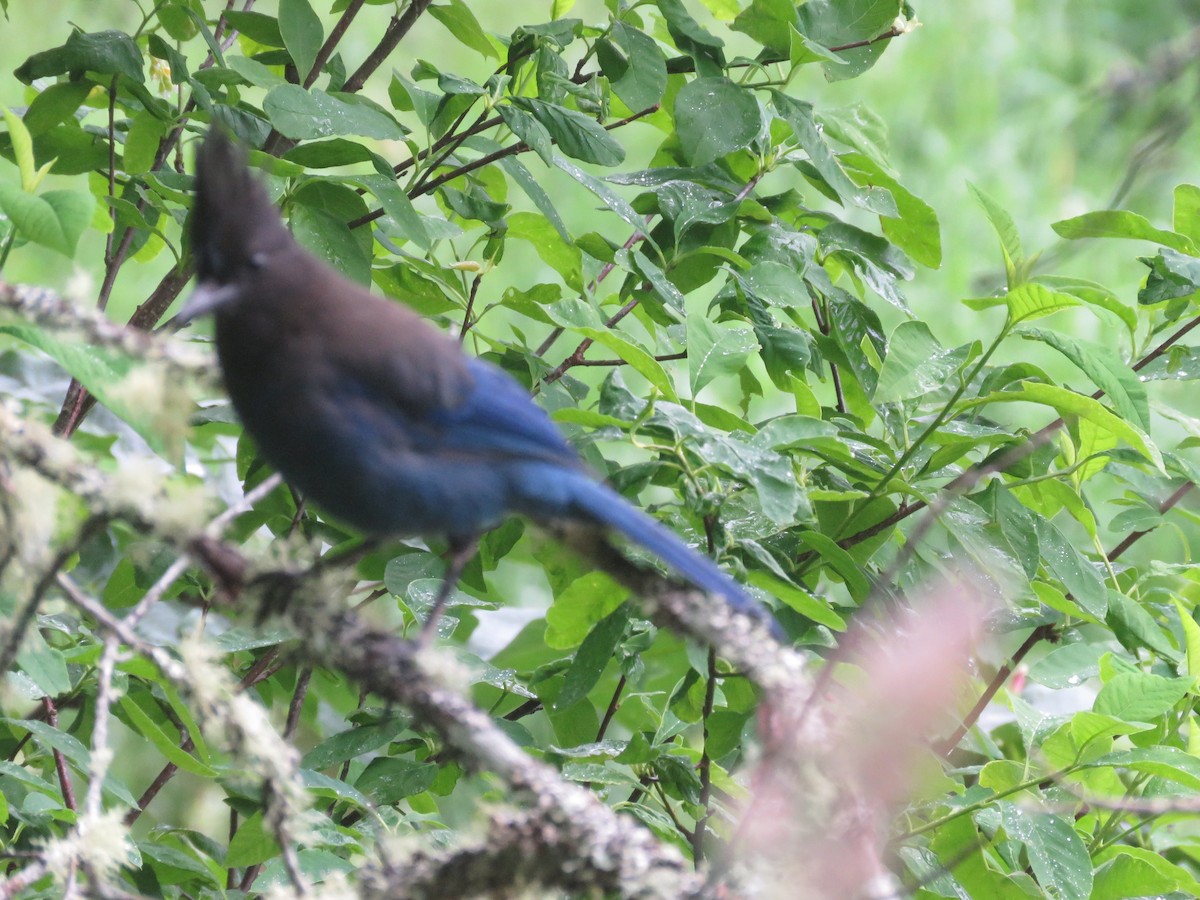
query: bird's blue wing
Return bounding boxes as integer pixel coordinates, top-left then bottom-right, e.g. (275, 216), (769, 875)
(339, 351), (579, 467)
(424, 358), (579, 465)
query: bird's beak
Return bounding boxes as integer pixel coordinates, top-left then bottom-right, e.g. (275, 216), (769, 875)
(175, 280), (239, 324)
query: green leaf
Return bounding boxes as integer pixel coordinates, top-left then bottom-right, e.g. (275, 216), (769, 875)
(226, 54), (288, 88)
(301, 768), (372, 809)
(1034, 518), (1107, 617)
(301, 718), (409, 770)
(1174, 598), (1200, 680)
(1027, 641), (1103, 689)
(499, 106), (554, 165)
(1138, 248), (1200, 305)
(1091, 746), (1200, 791)
(1094, 846), (1200, 899)
(875, 321), (976, 403)
(508, 210), (582, 290)
(842, 151), (942, 268)
(795, 0), (898, 80)
(732, 0), (799, 53)
(773, 93), (894, 216)
(117, 696), (217, 776)
(675, 77), (762, 166)
(511, 98), (624, 167)
(290, 203), (370, 283)
(656, 0), (725, 61)
(969, 381), (1161, 469)
(123, 110), (167, 175)
(441, 184), (508, 225)
(226, 812), (279, 867)
(222, 10), (284, 46)
(631, 248), (685, 311)
(389, 71), (440, 125)
(0, 182), (93, 256)
(825, 292), (885, 396)
(15, 29), (145, 84)
(16, 630), (70, 697)
(817, 221), (912, 312)
(546, 572), (628, 649)
(969, 182), (1024, 287)
(156, 1), (200, 41)
(2, 106), (35, 190)
(5, 718), (91, 768)
(279, 0), (324, 81)
(263, 85), (407, 140)
(639, 401), (802, 525)
(545, 298), (677, 401)
(1000, 806), (1093, 900)
(795, 531), (870, 602)
(1092, 853), (1187, 900)
(1052, 209), (1198, 254)
(498, 155), (570, 243)
(1004, 282), (1082, 325)
(1107, 590), (1178, 659)
(735, 261), (810, 308)
(745, 570), (845, 630)
(23, 82), (93, 136)
(0, 322), (178, 458)
(1015, 328), (1148, 431)
(599, 22), (667, 112)
(1137, 345), (1200, 381)
(1094, 672), (1193, 724)
(1032, 275), (1137, 337)
(687, 314), (759, 394)
(427, 0), (499, 59)
(1173, 183), (1200, 244)
(551, 155), (649, 241)
(555, 605), (629, 709)
(356, 758), (438, 804)
(343, 173), (430, 249)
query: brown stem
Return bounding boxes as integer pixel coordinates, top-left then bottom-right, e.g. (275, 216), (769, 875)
(534, 229), (650, 358)
(541, 297), (640, 385)
(1105, 480), (1195, 561)
(42, 698), (77, 812)
(125, 648), (282, 826)
(459, 274), (483, 341)
(52, 265), (194, 439)
(595, 674), (626, 742)
(349, 103), (660, 230)
(536, 170), (762, 373)
(342, 0), (434, 93)
(818, 313), (1200, 558)
(573, 351), (688, 367)
(303, 0), (365, 89)
(935, 625), (1056, 756)
(939, 474), (1198, 754)
(691, 646), (718, 865)
(284, 668), (313, 740)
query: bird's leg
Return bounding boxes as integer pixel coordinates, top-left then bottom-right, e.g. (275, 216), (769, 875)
(249, 536), (380, 622)
(418, 535), (479, 644)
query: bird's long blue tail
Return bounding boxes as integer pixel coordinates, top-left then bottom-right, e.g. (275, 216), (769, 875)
(564, 477), (782, 637)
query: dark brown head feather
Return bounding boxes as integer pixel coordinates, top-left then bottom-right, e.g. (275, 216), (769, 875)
(190, 130), (292, 285)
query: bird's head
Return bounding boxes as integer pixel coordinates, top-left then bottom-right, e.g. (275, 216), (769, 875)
(179, 130), (293, 321)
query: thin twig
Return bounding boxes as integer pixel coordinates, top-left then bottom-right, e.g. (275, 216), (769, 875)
(342, 0), (434, 93)
(304, 0), (365, 89)
(41, 697), (77, 812)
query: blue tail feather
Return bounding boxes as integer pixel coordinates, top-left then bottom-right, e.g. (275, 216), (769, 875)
(561, 476), (781, 636)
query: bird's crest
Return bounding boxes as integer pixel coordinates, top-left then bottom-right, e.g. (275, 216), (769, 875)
(190, 130), (291, 285)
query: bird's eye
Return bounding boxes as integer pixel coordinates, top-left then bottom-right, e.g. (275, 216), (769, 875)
(248, 252), (268, 270)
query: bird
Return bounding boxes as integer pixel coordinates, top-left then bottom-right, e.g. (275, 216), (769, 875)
(179, 130), (780, 640)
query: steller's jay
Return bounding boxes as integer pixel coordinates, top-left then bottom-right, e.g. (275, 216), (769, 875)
(179, 131), (779, 638)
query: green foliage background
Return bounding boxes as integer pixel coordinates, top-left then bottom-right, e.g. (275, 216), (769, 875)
(0, 0), (1199, 897)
